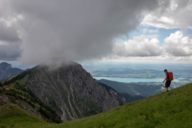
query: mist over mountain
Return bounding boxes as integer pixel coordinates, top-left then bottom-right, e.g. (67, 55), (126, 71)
(1, 62), (123, 122)
(0, 0), (191, 127)
(0, 62), (22, 80)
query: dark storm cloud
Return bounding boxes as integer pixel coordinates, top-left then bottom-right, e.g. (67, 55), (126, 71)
(0, 1), (22, 60)
(0, 43), (21, 60)
(8, 0), (167, 64)
(0, 23), (20, 42)
(0, 0), (173, 64)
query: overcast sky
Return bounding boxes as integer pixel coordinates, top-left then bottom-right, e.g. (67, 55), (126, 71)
(0, 0), (192, 66)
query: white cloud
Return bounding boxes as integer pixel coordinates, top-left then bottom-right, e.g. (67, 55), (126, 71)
(142, 0), (192, 29)
(142, 14), (178, 29)
(111, 31), (192, 63)
(164, 31), (192, 56)
(113, 36), (163, 57)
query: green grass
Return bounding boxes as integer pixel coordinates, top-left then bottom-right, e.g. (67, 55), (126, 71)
(1, 84), (192, 128)
(0, 104), (50, 128)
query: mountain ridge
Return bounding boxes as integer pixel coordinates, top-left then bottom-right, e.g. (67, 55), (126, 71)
(0, 62), (123, 122)
(0, 62), (23, 81)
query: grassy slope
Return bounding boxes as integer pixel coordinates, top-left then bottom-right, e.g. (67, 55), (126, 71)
(1, 84), (192, 128)
(0, 104), (50, 128)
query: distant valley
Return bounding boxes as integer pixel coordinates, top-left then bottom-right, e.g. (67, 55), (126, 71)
(83, 62), (192, 88)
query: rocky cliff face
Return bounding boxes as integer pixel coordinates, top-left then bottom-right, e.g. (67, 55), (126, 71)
(2, 62), (122, 122)
(0, 62), (22, 80)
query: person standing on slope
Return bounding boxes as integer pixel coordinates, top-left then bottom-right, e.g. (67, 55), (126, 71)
(163, 69), (174, 92)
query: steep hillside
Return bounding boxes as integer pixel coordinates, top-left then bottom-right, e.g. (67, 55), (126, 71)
(1, 83), (192, 128)
(0, 62), (122, 122)
(0, 62), (22, 80)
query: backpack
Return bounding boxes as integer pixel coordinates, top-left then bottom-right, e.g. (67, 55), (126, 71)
(167, 72), (174, 81)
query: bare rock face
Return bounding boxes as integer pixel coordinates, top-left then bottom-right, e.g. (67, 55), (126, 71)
(0, 95), (9, 105)
(25, 63), (122, 121)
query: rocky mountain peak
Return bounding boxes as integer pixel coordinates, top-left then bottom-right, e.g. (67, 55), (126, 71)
(1, 62), (123, 122)
(25, 63), (122, 121)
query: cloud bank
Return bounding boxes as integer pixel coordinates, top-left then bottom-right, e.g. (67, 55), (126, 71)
(112, 31), (192, 58)
(0, 0), (165, 64)
(164, 31), (192, 56)
(0, 0), (191, 64)
(113, 36), (162, 57)
(142, 0), (192, 29)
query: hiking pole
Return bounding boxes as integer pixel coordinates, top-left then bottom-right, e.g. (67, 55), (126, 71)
(161, 81), (165, 91)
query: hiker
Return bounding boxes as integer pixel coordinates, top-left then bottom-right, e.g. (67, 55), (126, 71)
(163, 69), (174, 92)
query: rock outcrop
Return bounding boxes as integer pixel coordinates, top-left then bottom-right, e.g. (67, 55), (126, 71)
(2, 62), (122, 122)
